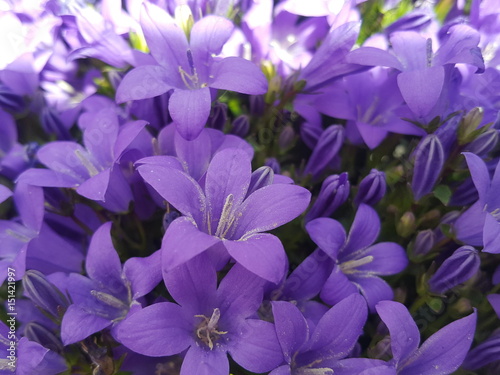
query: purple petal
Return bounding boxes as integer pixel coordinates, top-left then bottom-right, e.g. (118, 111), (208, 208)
(180, 345), (229, 375)
(174, 129), (212, 180)
(16, 169), (79, 188)
(400, 310), (477, 375)
(137, 164), (206, 225)
(113, 120), (149, 159)
(454, 201), (486, 246)
(0, 185), (11, 204)
(397, 67), (445, 117)
(115, 65), (173, 103)
(163, 253), (217, 316)
(210, 57), (268, 95)
(375, 301), (420, 363)
(487, 294), (500, 318)
(76, 169), (110, 202)
(234, 184), (311, 239)
(320, 264), (358, 306)
(347, 47), (404, 70)
(14, 182), (44, 233)
(191, 16), (234, 62)
(306, 218), (346, 260)
(351, 275), (394, 312)
(61, 305), (112, 345)
(270, 365), (292, 375)
(348, 242), (408, 275)
(356, 121), (389, 149)
(483, 213), (500, 254)
(162, 217), (221, 271)
(37, 142), (93, 182)
(123, 250), (162, 299)
(344, 204), (380, 254)
(228, 319), (284, 373)
(330, 358), (396, 375)
(463, 152), (490, 201)
(304, 294), (367, 360)
(17, 337), (67, 374)
(390, 31), (428, 70)
(169, 88), (212, 141)
(223, 233), (287, 284)
(115, 302), (192, 356)
(205, 148), (251, 233)
(272, 301), (309, 362)
(82, 108), (119, 166)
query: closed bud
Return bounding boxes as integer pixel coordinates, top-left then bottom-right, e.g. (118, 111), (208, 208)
(458, 107), (485, 144)
(247, 166), (274, 197)
(396, 212), (416, 238)
(354, 169), (386, 206)
(0, 83), (24, 112)
(449, 178), (478, 206)
(41, 107), (71, 140)
(463, 330), (500, 371)
(411, 134), (445, 201)
(24, 322), (64, 353)
(264, 158), (280, 174)
(207, 102), (228, 130)
(428, 245), (480, 294)
(465, 128), (499, 156)
(278, 125), (295, 150)
(305, 172), (350, 222)
(412, 229), (436, 256)
(250, 95), (264, 116)
(22, 270), (69, 320)
(230, 115), (250, 138)
(303, 125), (344, 178)
(300, 122), (322, 149)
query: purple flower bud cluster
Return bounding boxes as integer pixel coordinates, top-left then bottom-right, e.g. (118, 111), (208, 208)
(1, 0), (500, 374)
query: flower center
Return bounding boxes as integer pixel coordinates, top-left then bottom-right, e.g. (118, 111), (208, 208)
(339, 255), (374, 273)
(179, 50), (208, 90)
(194, 308), (227, 350)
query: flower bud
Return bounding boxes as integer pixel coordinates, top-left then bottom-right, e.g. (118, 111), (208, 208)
(354, 169), (386, 206)
(428, 245), (480, 294)
(300, 122), (322, 149)
(463, 330), (500, 370)
(250, 95), (264, 116)
(0, 83), (24, 112)
(264, 158), (280, 174)
(464, 129), (499, 157)
(305, 172), (350, 222)
(411, 134), (445, 201)
(279, 125), (295, 150)
(247, 166), (274, 197)
(207, 102), (228, 131)
(458, 107), (485, 144)
(230, 115), (250, 138)
(396, 212), (416, 238)
(24, 322), (64, 353)
(412, 229), (436, 257)
(22, 270), (69, 320)
(303, 125), (344, 178)
(449, 178), (478, 206)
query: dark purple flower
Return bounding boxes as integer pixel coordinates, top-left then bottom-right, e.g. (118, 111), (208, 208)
(116, 3), (267, 140)
(463, 330), (500, 371)
(116, 256), (284, 374)
(411, 134), (445, 201)
(61, 222), (161, 345)
(428, 245), (480, 294)
(139, 148), (310, 283)
(412, 229), (436, 257)
(303, 125), (344, 178)
(305, 172), (350, 222)
(354, 169), (386, 206)
(306, 204), (408, 311)
(454, 152), (500, 253)
(375, 300), (477, 374)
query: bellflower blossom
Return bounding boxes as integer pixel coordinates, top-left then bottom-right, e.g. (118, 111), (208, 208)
(139, 148), (310, 283)
(306, 204), (408, 310)
(116, 2), (268, 140)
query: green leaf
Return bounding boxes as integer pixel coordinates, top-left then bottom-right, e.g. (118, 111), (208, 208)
(433, 185), (452, 205)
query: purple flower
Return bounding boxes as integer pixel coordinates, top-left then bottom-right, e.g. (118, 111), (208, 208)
(354, 169), (387, 206)
(271, 294), (383, 374)
(303, 125), (344, 178)
(347, 24), (485, 117)
(463, 329), (500, 371)
(115, 255), (284, 374)
(306, 204), (408, 311)
(116, 3), (267, 140)
(411, 134), (445, 201)
(305, 172), (350, 222)
(375, 300), (477, 374)
(453, 152), (500, 253)
(138, 148), (311, 283)
(61, 222), (161, 345)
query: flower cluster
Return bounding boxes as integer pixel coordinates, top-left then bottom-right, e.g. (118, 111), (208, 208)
(1, 0), (499, 374)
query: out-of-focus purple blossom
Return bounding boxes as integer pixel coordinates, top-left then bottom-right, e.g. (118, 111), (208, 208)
(412, 229), (436, 257)
(116, 3), (267, 140)
(0, 185), (12, 204)
(374, 300), (477, 374)
(348, 24), (485, 118)
(138, 148), (310, 283)
(464, 128), (499, 156)
(265, 157), (281, 174)
(428, 245), (480, 294)
(303, 125), (344, 178)
(61, 222), (161, 345)
(385, 8), (434, 35)
(116, 256), (284, 374)
(450, 177), (480, 206)
(24, 322), (64, 355)
(411, 134), (445, 201)
(454, 152), (500, 253)
(207, 101), (228, 131)
(300, 121), (323, 150)
(40, 107), (72, 140)
(230, 115), (250, 138)
(129, 92), (172, 130)
(22, 270), (69, 321)
(247, 166), (274, 197)
(270, 294), (384, 374)
(278, 125), (295, 150)
(0, 82), (25, 112)
(305, 172), (350, 222)
(463, 329), (500, 371)
(354, 169), (386, 206)
(306, 204), (408, 311)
